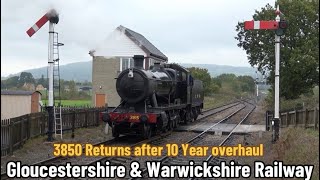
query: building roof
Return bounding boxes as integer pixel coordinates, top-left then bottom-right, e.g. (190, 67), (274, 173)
(1, 90), (42, 96)
(117, 25), (168, 61)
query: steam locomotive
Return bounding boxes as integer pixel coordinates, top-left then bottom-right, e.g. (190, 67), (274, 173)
(101, 55), (204, 139)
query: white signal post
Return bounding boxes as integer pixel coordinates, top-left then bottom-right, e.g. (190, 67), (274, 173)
(273, 5), (281, 142)
(26, 9), (59, 141)
(48, 22), (54, 107)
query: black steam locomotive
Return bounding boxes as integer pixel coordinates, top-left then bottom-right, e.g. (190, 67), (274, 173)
(102, 55), (204, 139)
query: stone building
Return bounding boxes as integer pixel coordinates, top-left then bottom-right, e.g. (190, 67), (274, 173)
(90, 25), (167, 107)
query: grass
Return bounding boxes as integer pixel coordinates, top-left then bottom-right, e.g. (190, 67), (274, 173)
(203, 94), (236, 110)
(42, 100), (91, 107)
(273, 128), (319, 180)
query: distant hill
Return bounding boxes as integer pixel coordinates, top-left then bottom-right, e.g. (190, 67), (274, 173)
(5, 61), (262, 82)
(7, 61), (92, 82)
(180, 63), (258, 77)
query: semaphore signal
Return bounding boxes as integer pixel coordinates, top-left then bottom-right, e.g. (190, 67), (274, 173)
(244, 5), (287, 142)
(26, 9), (60, 141)
(244, 21), (278, 30)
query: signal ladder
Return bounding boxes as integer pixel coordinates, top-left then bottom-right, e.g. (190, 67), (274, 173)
(52, 29), (63, 139)
(54, 106), (62, 139)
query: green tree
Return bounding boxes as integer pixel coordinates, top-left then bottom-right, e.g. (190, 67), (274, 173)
(187, 67), (219, 95)
(37, 74), (48, 88)
(238, 75), (255, 93)
(3, 76), (19, 89)
(18, 72), (35, 87)
(235, 0), (319, 99)
(214, 74), (240, 93)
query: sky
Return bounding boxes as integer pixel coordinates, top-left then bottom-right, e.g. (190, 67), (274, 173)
(1, 0), (275, 77)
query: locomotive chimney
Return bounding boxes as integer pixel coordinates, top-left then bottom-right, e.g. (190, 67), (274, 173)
(133, 55), (144, 69)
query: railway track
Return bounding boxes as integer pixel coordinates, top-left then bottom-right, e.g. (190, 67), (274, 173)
(181, 103), (245, 132)
(0, 101), (243, 179)
(132, 102), (256, 179)
(65, 102), (249, 179)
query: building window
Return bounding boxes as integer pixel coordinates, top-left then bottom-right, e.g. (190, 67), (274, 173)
(120, 58), (134, 71)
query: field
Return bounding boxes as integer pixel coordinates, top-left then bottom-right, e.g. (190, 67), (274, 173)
(203, 94), (237, 110)
(41, 95), (235, 109)
(42, 100), (91, 107)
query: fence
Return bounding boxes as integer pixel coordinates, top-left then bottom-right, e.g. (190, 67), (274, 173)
(1, 107), (105, 157)
(266, 107), (319, 131)
(41, 105), (97, 112)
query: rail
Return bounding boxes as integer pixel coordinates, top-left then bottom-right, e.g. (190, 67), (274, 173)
(131, 102), (255, 179)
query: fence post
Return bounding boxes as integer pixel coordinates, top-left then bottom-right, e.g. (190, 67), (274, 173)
(20, 119), (24, 147)
(95, 109), (98, 126)
(85, 110), (88, 128)
(41, 113), (45, 135)
(304, 109), (308, 128)
(294, 110), (298, 127)
(71, 111), (75, 139)
(285, 112), (289, 127)
(9, 120), (13, 156)
(314, 107), (318, 129)
(266, 111), (270, 131)
(27, 114), (31, 139)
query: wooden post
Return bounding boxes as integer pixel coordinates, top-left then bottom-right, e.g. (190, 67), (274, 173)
(9, 120), (13, 155)
(295, 110), (298, 127)
(96, 109), (99, 126)
(266, 111), (270, 131)
(71, 111), (75, 139)
(285, 112), (289, 127)
(41, 113), (45, 135)
(314, 107), (318, 129)
(85, 110), (88, 128)
(20, 119), (23, 148)
(304, 109), (308, 128)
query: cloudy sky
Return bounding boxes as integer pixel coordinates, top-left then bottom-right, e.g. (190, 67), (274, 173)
(1, 0), (275, 76)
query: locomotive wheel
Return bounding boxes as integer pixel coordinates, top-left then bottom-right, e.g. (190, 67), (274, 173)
(182, 112), (188, 124)
(194, 114), (198, 121)
(185, 112), (192, 124)
(162, 126), (167, 133)
(112, 125), (119, 139)
(184, 116), (188, 124)
(167, 120), (174, 131)
(174, 118), (178, 128)
(193, 108), (198, 121)
(143, 124), (152, 139)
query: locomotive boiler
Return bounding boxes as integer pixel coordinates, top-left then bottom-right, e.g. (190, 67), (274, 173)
(116, 57), (176, 106)
(102, 55), (204, 139)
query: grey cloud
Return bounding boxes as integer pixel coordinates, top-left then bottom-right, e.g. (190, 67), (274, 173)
(1, 0), (275, 76)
